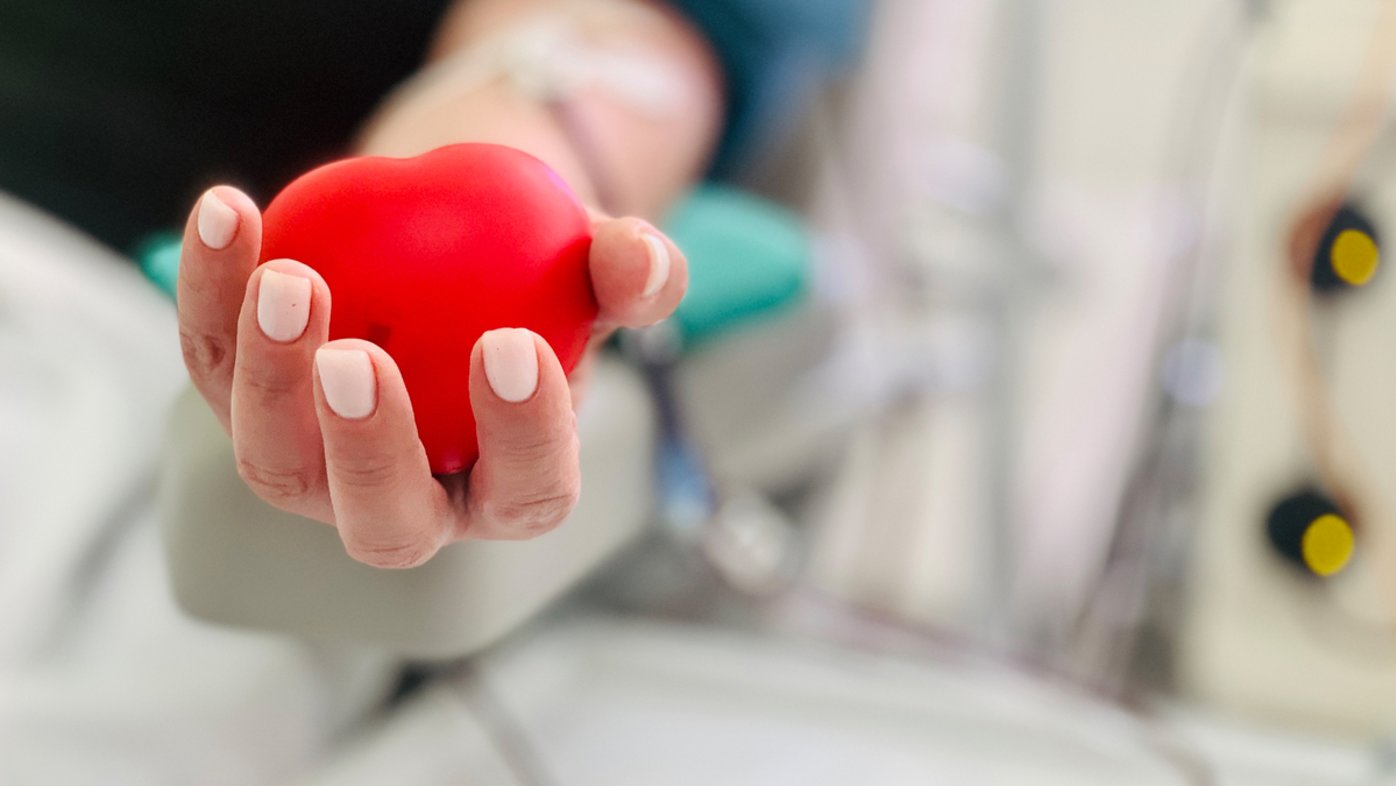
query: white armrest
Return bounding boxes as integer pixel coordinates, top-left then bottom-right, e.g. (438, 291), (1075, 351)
(159, 356), (655, 659)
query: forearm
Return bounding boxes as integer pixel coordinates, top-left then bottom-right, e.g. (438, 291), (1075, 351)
(355, 0), (724, 219)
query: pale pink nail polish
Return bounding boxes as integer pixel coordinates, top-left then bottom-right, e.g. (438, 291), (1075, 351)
(257, 268), (312, 343)
(197, 189), (239, 250)
(482, 329), (539, 403)
(316, 348), (376, 419)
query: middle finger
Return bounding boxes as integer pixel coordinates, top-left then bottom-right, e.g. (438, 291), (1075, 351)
(229, 258), (334, 519)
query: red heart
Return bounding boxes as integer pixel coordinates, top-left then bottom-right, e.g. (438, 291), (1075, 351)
(260, 143), (597, 474)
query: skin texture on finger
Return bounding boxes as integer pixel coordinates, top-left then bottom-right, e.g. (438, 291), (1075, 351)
(465, 329), (581, 540)
(588, 217), (688, 332)
(176, 186), (263, 430)
(313, 339), (453, 569)
(230, 259), (336, 521)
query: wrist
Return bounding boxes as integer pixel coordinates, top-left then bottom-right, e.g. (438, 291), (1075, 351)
(355, 81), (604, 212)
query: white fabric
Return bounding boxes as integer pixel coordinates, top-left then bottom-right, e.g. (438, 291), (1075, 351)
(306, 614), (1369, 786)
(0, 194), (398, 785)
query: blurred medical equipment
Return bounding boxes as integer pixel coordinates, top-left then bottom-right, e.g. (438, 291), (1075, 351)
(1179, 0), (1396, 734)
(636, 0), (1396, 750)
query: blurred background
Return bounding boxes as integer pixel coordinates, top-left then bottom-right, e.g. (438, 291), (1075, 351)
(6, 0), (1396, 783)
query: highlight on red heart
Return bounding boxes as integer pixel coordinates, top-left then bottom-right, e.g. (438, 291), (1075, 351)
(260, 143), (598, 474)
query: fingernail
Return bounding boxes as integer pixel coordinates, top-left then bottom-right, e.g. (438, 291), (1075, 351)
(197, 189), (239, 250)
(257, 268), (313, 343)
(316, 348), (376, 419)
(640, 232), (671, 299)
(482, 329), (539, 403)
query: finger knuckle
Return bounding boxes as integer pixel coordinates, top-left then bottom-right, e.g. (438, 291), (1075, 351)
(485, 483), (579, 538)
(344, 536), (436, 569)
(236, 457), (317, 504)
(500, 428), (579, 466)
(498, 433), (557, 461)
(238, 367), (304, 403)
(330, 455), (402, 489)
(179, 328), (231, 379)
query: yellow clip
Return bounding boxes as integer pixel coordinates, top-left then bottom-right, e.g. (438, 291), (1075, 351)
(1302, 513), (1355, 577)
(1330, 228), (1380, 286)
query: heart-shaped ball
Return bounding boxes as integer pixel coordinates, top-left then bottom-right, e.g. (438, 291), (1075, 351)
(260, 143), (597, 474)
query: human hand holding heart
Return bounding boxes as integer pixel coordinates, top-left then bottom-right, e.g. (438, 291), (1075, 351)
(262, 143), (600, 475)
(176, 143), (687, 568)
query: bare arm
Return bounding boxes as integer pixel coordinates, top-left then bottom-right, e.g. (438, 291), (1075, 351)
(358, 0), (725, 219)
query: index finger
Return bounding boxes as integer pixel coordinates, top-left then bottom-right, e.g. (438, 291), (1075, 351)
(176, 185), (263, 429)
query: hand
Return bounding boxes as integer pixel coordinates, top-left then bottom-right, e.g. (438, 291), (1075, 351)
(176, 185), (687, 568)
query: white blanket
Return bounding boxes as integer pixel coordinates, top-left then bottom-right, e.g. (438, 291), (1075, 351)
(0, 194), (398, 785)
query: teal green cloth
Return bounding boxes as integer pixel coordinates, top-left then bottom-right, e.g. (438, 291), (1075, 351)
(664, 186), (809, 346)
(134, 231), (183, 299)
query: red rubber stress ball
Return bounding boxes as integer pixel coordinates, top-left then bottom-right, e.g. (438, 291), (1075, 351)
(260, 143), (597, 474)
